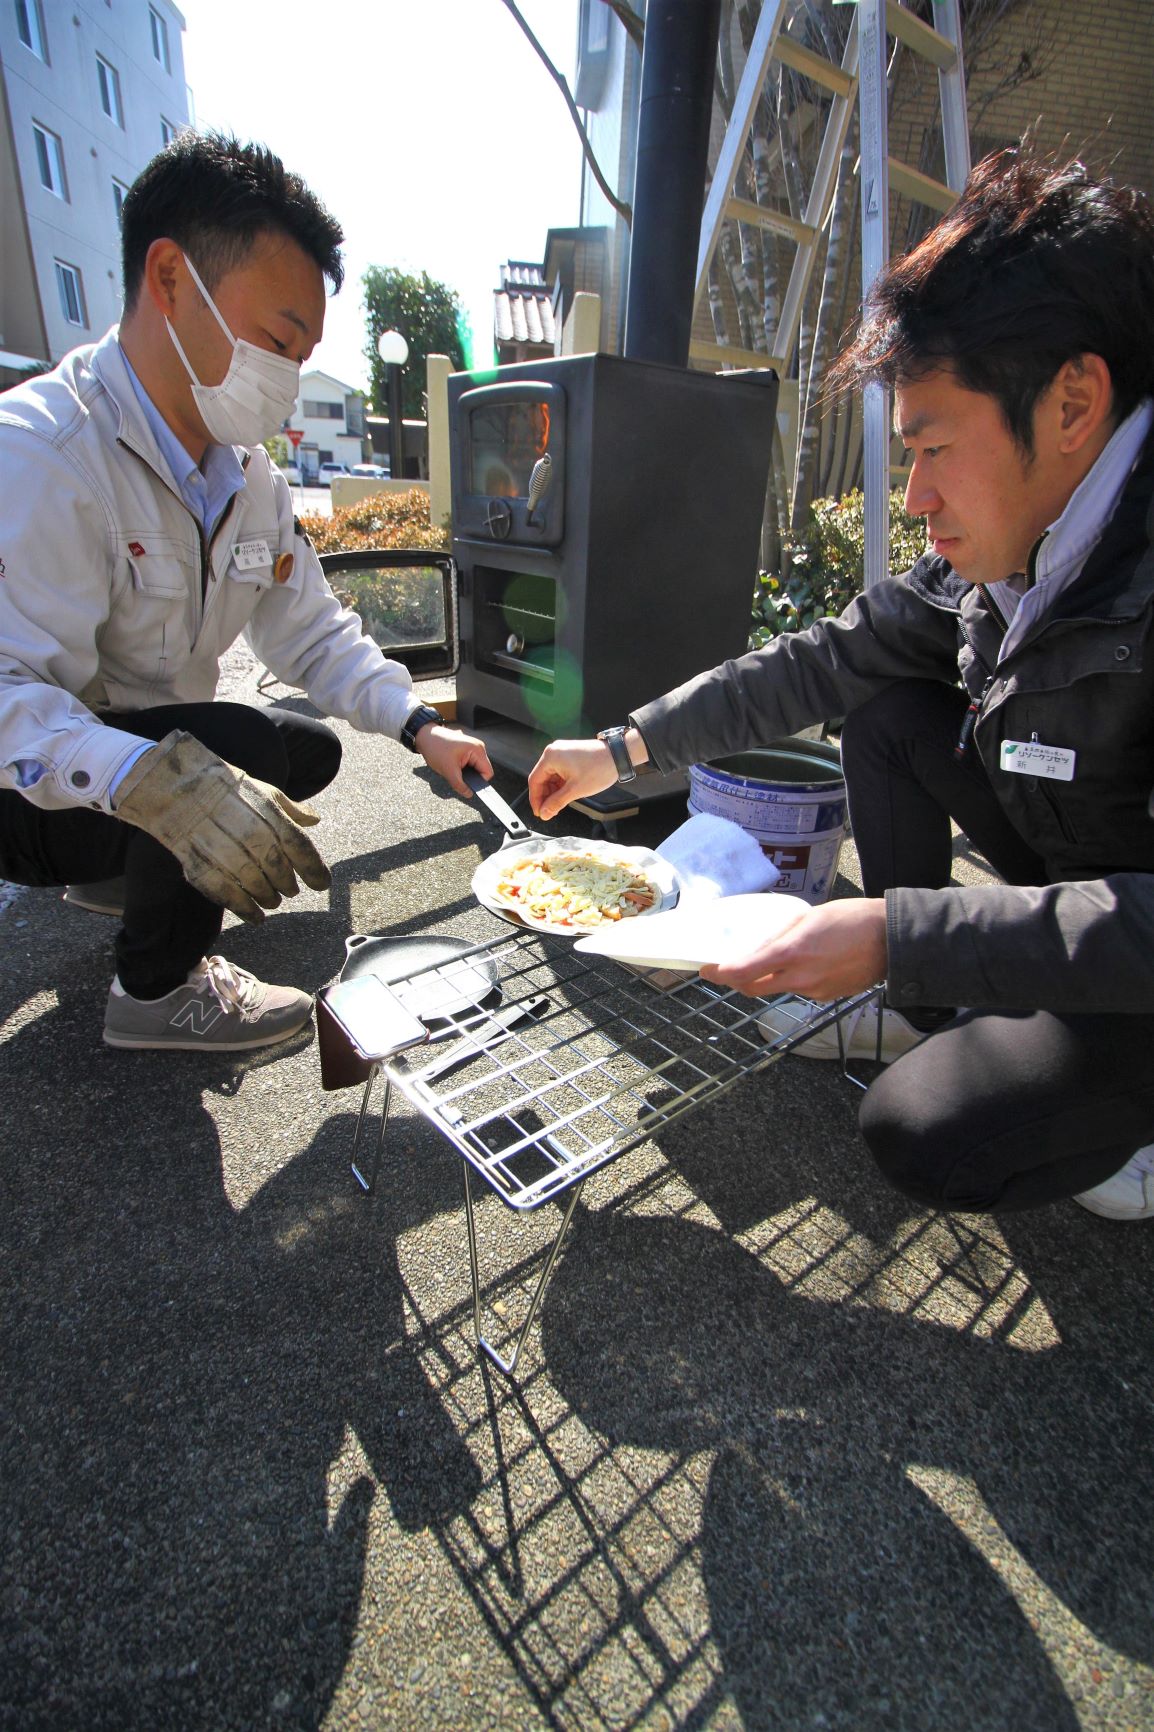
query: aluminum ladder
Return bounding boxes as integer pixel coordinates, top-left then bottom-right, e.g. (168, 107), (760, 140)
(695, 0), (971, 583)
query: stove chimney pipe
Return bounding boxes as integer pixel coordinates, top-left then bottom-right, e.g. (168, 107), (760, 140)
(623, 0), (723, 368)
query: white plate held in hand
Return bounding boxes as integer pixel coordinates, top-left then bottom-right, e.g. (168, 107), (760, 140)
(573, 891), (811, 972)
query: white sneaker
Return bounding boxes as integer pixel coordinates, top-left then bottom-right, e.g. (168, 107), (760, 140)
(757, 995), (930, 1063)
(1073, 1146), (1154, 1220)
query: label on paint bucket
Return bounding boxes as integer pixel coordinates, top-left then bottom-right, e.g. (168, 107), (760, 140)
(688, 743), (850, 905)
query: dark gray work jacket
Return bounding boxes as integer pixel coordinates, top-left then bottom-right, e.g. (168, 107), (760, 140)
(631, 434), (1154, 1015)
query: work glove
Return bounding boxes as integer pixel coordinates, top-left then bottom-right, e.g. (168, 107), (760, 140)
(114, 729), (332, 922)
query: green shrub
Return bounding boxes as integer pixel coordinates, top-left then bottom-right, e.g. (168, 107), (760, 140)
(303, 488), (449, 644)
(752, 489), (927, 645)
(335, 568), (445, 644)
(300, 487), (449, 556)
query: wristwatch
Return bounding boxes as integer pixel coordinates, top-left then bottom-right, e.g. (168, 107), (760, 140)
(400, 703), (442, 752)
(596, 724), (637, 784)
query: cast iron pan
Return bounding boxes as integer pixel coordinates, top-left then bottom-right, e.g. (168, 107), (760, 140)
(318, 933), (502, 1091)
(339, 933), (501, 1024)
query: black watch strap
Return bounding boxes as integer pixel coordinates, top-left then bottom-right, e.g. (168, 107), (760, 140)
(400, 703), (442, 752)
(596, 725), (637, 784)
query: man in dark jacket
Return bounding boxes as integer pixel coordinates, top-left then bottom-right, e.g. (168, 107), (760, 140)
(527, 147), (1154, 1222)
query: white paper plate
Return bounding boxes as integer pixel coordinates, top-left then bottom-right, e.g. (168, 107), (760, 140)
(573, 891), (810, 972)
(472, 835), (681, 936)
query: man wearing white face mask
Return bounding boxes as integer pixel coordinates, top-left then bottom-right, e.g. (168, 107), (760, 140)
(0, 132), (493, 1053)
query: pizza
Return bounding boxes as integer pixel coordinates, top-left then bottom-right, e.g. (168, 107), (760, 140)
(492, 850), (660, 930)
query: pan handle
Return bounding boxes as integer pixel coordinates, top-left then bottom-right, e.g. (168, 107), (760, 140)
(462, 765), (533, 840)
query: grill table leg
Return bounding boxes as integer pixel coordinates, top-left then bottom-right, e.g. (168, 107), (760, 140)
(834, 986), (884, 1090)
(350, 1065), (393, 1195)
(463, 1165), (585, 1378)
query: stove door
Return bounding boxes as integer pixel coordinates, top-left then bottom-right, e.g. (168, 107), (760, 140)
(319, 550), (458, 680)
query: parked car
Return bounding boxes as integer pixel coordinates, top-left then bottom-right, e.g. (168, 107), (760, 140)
(278, 462), (303, 485)
(318, 462), (352, 486)
(351, 463), (390, 479)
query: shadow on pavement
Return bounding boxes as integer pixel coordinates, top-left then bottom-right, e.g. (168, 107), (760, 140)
(0, 981), (480, 1731)
(530, 1201), (1152, 1732)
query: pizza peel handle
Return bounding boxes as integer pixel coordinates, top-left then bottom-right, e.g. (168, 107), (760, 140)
(462, 764), (535, 846)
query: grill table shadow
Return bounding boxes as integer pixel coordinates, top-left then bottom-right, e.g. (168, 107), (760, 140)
(339, 925), (881, 1376)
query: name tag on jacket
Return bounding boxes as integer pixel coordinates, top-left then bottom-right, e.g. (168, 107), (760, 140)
(232, 538), (272, 571)
(1000, 739), (1076, 782)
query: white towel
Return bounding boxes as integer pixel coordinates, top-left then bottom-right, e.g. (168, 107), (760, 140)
(656, 811), (780, 903)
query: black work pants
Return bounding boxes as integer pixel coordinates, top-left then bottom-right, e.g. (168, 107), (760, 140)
(839, 680), (1154, 1211)
(0, 703), (341, 999)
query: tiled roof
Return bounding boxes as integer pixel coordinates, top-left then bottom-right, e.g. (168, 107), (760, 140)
(502, 261), (547, 290)
(494, 261), (555, 349)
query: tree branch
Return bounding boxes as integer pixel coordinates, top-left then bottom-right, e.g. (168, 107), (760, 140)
(499, 0), (633, 227)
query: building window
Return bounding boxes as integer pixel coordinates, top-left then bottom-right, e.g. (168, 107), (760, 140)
(32, 122), (67, 199)
(15, 0), (47, 59)
(574, 0), (610, 111)
(112, 177), (129, 227)
(55, 260), (87, 328)
(303, 399), (344, 420)
(160, 116), (178, 145)
(96, 54), (124, 127)
(149, 5), (171, 73)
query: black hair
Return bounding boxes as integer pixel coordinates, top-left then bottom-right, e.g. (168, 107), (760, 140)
(120, 131), (344, 311)
(829, 145), (1154, 454)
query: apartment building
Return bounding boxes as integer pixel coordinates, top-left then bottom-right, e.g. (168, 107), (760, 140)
(0, 0), (189, 384)
(290, 370), (367, 482)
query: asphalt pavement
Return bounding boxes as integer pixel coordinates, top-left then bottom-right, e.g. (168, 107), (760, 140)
(2, 650), (1152, 1732)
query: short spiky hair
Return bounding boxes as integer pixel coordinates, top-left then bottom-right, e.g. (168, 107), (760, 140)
(829, 146), (1154, 454)
(120, 131), (344, 311)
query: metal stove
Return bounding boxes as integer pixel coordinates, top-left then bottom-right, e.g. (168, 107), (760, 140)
(448, 352), (778, 814)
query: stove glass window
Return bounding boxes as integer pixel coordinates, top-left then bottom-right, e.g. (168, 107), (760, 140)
(469, 401), (551, 498)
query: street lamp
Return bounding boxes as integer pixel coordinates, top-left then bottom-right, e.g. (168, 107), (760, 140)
(376, 329), (409, 481)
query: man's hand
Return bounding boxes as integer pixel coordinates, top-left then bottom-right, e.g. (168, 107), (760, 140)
(416, 723), (494, 797)
(700, 898), (888, 1001)
(114, 730), (332, 923)
(528, 739), (618, 821)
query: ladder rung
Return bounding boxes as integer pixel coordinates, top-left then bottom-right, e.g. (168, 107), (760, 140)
(724, 195), (816, 247)
(884, 0), (958, 70)
(887, 157), (957, 212)
(774, 35), (856, 97)
(689, 341), (784, 372)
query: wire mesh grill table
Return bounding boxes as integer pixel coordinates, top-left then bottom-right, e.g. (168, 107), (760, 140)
(348, 925), (882, 1376)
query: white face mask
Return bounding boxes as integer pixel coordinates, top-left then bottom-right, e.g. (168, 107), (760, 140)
(166, 252), (301, 447)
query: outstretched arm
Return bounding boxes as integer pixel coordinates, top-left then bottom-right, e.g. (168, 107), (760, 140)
(528, 728), (649, 820)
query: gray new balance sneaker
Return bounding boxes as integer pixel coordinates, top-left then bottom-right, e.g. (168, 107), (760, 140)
(103, 956), (314, 1051)
(64, 877), (126, 917)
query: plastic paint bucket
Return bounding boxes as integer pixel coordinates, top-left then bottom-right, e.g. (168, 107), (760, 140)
(688, 737), (849, 904)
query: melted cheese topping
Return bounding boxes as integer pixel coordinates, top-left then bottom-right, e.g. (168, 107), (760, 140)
(493, 851), (659, 929)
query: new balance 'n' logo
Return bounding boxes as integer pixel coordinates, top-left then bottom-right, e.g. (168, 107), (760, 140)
(169, 998), (224, 1035)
